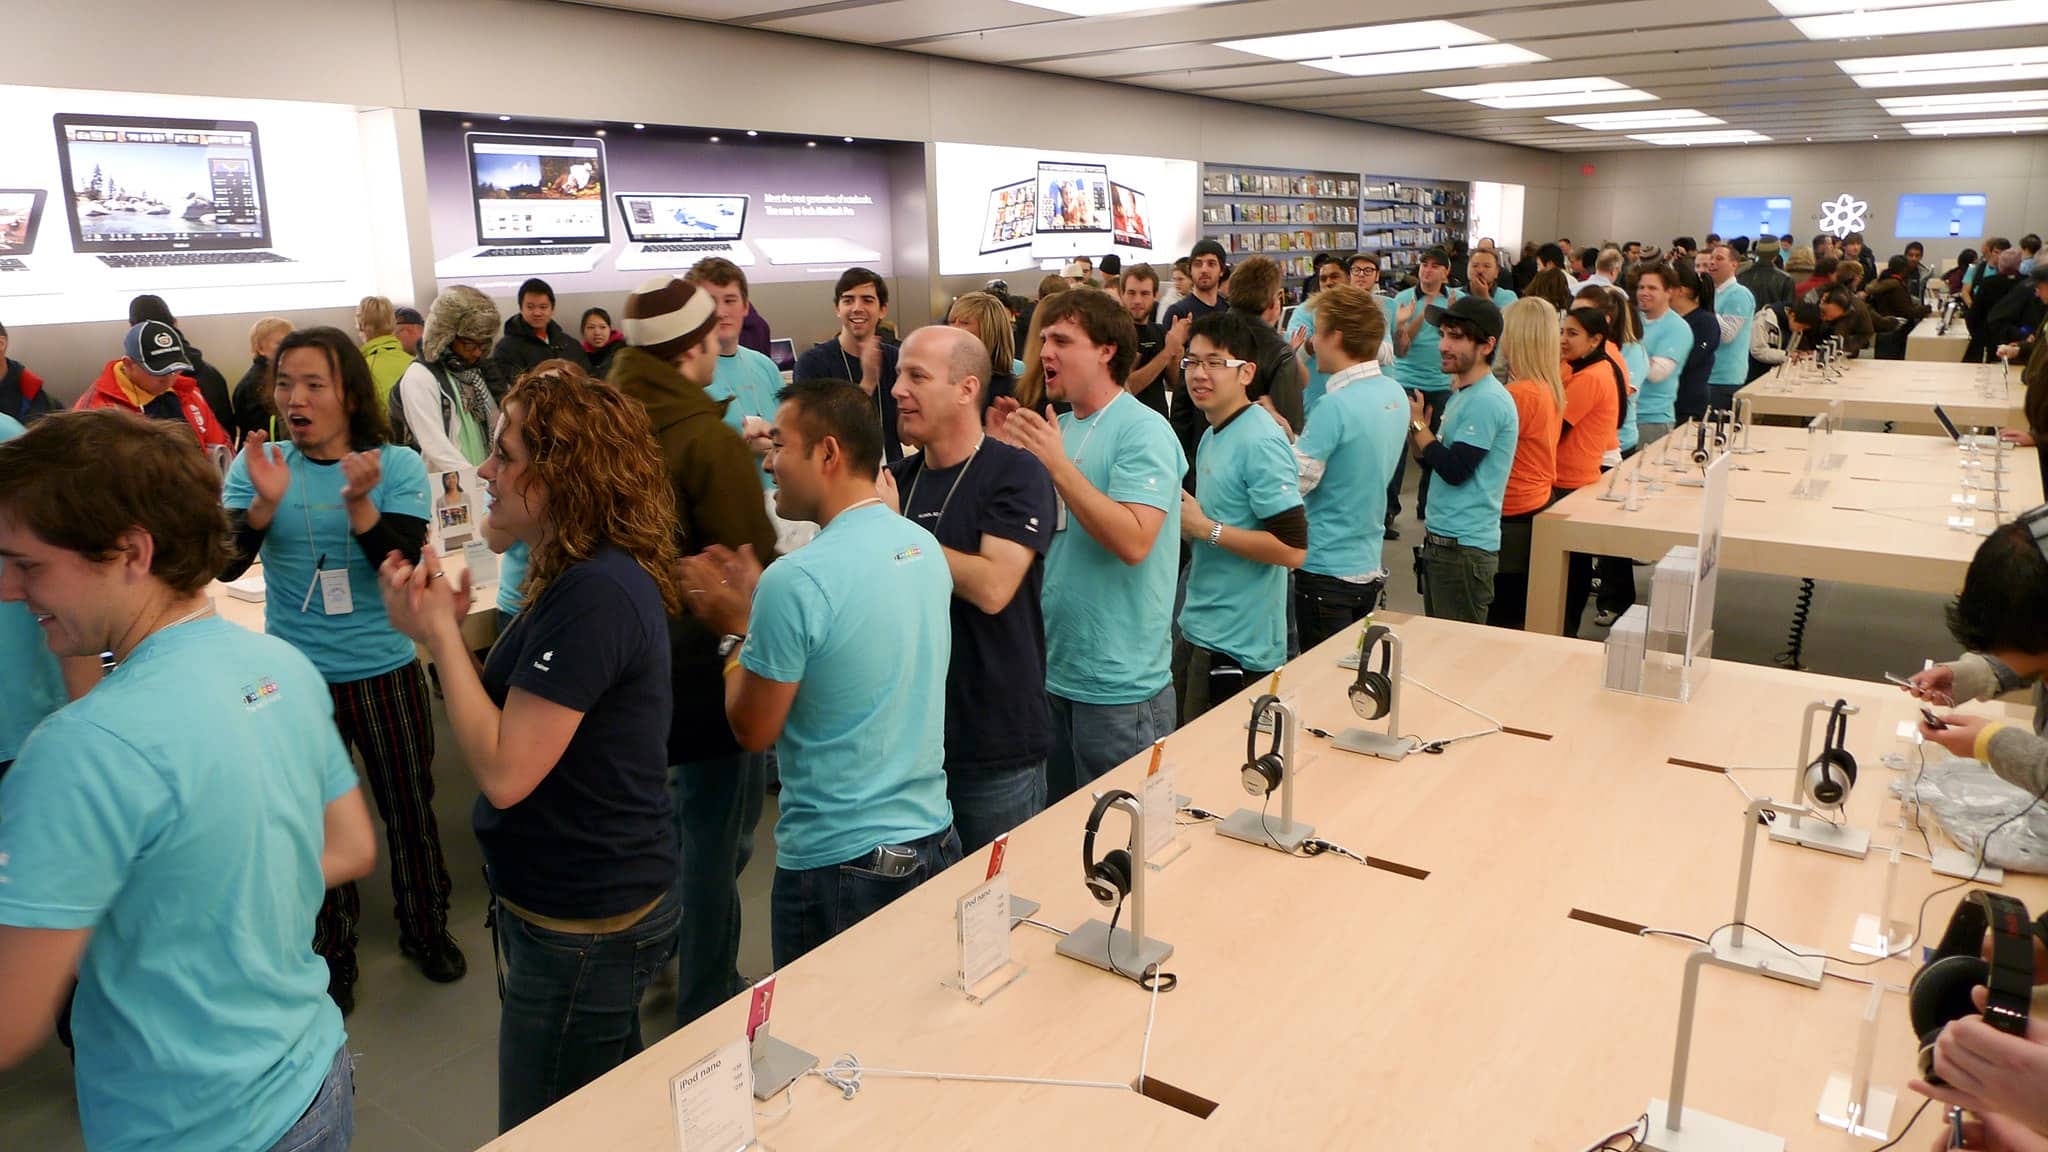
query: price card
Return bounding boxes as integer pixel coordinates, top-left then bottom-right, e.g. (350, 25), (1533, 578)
(956, 873), (1013, 989)
(462, 539), (500, 584)
(670, 1037), (755, 1152)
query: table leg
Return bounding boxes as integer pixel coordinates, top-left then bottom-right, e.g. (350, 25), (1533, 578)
(1526, 517), (1568, 635)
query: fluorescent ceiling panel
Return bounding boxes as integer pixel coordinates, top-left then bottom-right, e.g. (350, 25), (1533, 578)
(1903, 116), (2048, 134)
(1219, 20), (1490, 61)
(1427, 77), (1655, 109)
(1549, 109), (1726, 130)
(1839, 47), (2048, 88)
(1878, 89), (2048, 115)
(1304, 43), (1546, 77)
(1009, 0), (1231, 13)
(1627, 129), (1773, 145)
(1772, 0), (2048, 39)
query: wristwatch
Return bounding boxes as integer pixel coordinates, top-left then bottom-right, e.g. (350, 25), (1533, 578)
(718, 633), (746, 658)
(1410, 420), (1429, 437)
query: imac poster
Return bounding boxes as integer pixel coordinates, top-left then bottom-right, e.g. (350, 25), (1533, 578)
(1709, 196), (1793, 241)
(0, 84), (404, 328)
(1895, 193), (1986, 240)
(419, 111), (897, 295)
(935, 142), (1197, 276)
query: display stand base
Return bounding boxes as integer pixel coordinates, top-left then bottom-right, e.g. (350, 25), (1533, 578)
(1850, 913), (1910, 959)
(1711, 937), (1826, 989)
(1145, 838), (1188, 872)
(1817, 1074), (1897, 1140)
(1056, 919), (1173, 977)
(944, 960), (1028, 1005)
(751, 1035), (818, 1101)
(1008, 895), (1040, 922)
(1643, 1100), (1786, 1152)
(1215, 809), (1314, 852)
(1790, 478), (1830, 501)
(1930, 847), (2003, 884)
(1769, 819), (1870, 859)
(1330, 728), (1414, 761)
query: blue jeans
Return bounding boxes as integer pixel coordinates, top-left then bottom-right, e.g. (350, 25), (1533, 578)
(496, 888), (681, 1133)
(771, 826), (962, 968)
(670, 750), (767, 1027)
(264, 1044), (353, 1152)
(946, 761), (1047, 855)
(1046, 686), (1176, 803)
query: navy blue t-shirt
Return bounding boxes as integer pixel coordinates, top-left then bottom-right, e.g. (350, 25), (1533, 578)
(477, 545), (676, 918)
(1676, 306), (1723, 421)
(888, 439), (1056, 772)
(794, 339), (903, 463)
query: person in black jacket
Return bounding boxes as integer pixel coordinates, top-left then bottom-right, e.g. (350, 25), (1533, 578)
(0, 321), (56, 425)
(127, 295), (233, 434)
(1967, 250), (2027, 363)
(228, 317), (294, 445)
(579, 307), (625, 378)
(491, 278), (591, 377)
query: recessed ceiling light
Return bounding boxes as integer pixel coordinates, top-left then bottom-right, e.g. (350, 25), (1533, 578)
(1012, 0), (1229, 13)
(843, 136), (855, 143)
(1878, 89), (2048, 116)
(1903, 115), (2048, 135)
(1772, 0), (2048, 39)
(708, 135), (720, 143)
(1429, 76), (1655, 109)
(497, 115), (512, 121)
(1222, 19), (1491, 61)
(1627, 129), (1773, 145)
(806, 141), (817, 147)
(1548, 109), (1725, 130)
(633, 123), (645, 130)
(595, 129), (606, 136)
(746, 130), (759, 137)
(1839, 46), (2048, 88)
(1305, 42), (1546, 77)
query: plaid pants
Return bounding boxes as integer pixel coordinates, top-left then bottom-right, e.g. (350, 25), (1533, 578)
(312, 661), (452, 966)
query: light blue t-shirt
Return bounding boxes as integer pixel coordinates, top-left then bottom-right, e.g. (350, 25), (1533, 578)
(1483, 285), (1519, 311)
(223, 442), (430, 684)
(741, 503), (953, 870)
(1390, 286), (1463, 393)
(1619, 341), (1648, 453)
(1637, 309), (1692, 426)
(1041, 393), (1185, 706)
(1710, 278), (1757, 387)
(1285, 305), (1332, 418)
(707, 348), (784, 491)
(1296, 362), (1407, 580)
(1181, 407), (1303, 671)
(0, 414), (65, 763)
(0, 616), (354, 1152)
(1423, 377), (1519, 551)
(496, 540), (530, 617)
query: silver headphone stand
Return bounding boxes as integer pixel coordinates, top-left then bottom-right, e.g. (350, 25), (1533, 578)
(1332, 631), (1414, 761)
(1219, 699), (1316, 851)
(1057, 792), (1174, 977)
(1768, 699), (1870, 858)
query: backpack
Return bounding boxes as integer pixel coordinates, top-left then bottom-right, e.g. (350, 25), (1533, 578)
(386, 361), (455, 452)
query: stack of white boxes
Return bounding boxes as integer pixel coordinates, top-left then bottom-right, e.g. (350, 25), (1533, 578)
(1648, 546), (1697, 644)
(1604, 546), (1699, 696)
(1603, 606), (1647, 691)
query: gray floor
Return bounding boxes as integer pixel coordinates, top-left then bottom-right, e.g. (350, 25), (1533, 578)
(0, 466), (1960, 1151)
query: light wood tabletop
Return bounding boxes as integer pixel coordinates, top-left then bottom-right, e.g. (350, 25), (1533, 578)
(1737, 357), (2022, 432)
(1525, 424), (2039, 636)
(210, 549), (501, 653)
(1905, 315), (1970, 364)
(477, 613), (2048, 1152)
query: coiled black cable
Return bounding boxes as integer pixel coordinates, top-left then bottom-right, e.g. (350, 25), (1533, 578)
(1776, 576), (1815, 670)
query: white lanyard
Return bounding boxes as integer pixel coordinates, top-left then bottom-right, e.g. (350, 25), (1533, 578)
(1068, 392), (1122, 471)
(903, 438), (983, 530)
(294, 454), (352, 613)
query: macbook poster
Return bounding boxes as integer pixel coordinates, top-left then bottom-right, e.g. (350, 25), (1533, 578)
(935, 142), (1197, 276)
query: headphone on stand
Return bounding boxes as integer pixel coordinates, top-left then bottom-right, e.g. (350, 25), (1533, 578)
(1692, 418), (1712, 466)
(1908, 891), (2035, 1082)
(1349, 625), (1394, 720)
(1802, 699), (1857, 809)
(1243, 694), (1284, 796)
(1081, 789), (1137, 906)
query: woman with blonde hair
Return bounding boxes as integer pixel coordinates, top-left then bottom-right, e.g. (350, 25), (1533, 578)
(229, 315), (295, 444)
(354, 296), (411, 412)
(377, 360), (685, 1132)
(947, 291), (1020, 406)
(1486, 297), (1565, 629)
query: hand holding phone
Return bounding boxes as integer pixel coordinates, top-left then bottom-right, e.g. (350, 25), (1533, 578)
(1921, 708), (1948, 730)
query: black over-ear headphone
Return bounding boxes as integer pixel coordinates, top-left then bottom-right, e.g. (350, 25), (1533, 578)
(1908, 891), (2035, 1082)
(1082, 789), (1137, 906)
(1242, 693), (1284, 796)
(1349, 625), (1394, 720)
(1802, 699), (1857, 809)
(1692, 419), (1712, 465)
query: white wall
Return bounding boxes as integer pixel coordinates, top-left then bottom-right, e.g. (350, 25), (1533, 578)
(1554, 137), (2048, 265)
(5, 0), (1564, 399)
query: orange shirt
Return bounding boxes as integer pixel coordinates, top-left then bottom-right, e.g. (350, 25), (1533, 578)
(1502, 378), (1560, 517)
(1556, 348), (1623, 489)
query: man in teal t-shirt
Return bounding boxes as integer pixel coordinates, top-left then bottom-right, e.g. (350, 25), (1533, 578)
(1635, 265), (1694, 448)
(1386, 247), (1464, 533)
(0, 408), (374, 1152)
(692, 258), (784, 490)
(1173, 312), (1307, 722)
(681, 379), (958, 969)
(994, 291), (1184, 800)
(0, 414), (67, 776)
(1707, 243), (1757, 411)
(1288, 258), (1346, 418)
(1410, 297), (1518, 624)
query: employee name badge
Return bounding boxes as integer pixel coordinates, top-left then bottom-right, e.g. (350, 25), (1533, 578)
(318, 566), (353, 616)
(669, 1036), (755, 1152)
(1054, 492), (1068, 532)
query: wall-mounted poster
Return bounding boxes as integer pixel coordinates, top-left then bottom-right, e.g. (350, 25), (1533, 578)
(1895, 193), (1987, 239)
(420, 112), (900, 295)
(935, 142), (1198, 276)
(0, 84), (409, 327)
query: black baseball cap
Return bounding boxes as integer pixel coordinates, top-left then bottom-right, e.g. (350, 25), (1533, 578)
(1425, 296), (1505, 341)
(394, 306), (425, 326)
(123, 320), (193, 376)
(1190, 239), (1228, 264)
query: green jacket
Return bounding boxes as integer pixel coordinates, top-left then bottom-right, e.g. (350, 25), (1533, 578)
(361, 334), (413, 414)
(608, 346), (778, 561)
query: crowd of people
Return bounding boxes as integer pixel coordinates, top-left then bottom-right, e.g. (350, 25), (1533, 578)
(1, 223), (2047, 1151)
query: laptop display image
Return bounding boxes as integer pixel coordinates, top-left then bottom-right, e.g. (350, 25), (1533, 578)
(614, 192), (753, 270)
(435, 133), (611, 277)
(1031, 160), (1111, 258)
(981, 179), (1034, 255)
(0, 189), (46, 268)
(53, 114), (287, 266)
(768, 338), (796, 373)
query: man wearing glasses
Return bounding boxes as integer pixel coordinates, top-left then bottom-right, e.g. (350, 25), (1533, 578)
(1172, 311), (1307, 723)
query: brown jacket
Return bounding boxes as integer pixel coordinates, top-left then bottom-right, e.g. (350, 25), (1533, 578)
(1863, 277), (1927, 331)
(609, 345), (778, 560)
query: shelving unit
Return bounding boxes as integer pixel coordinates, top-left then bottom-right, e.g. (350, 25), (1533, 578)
(1360, 176), (1470, 276)
(1199, 163), (1361, 287)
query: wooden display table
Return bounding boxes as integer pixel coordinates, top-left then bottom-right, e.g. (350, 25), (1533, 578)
(479, 613), (2048, 1152)
(1738, 358), (2021, 432)
(211, 549), (501, 654)
(1527, 425), (2040, 635)
(1904, 314), (1969, 363)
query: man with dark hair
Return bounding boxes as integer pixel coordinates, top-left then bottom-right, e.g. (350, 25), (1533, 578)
(793, 267), (903, 462)
(611, 274), (779, 1026)
(1867, 256), (1930, 359)
(1119, 263), (1177, 416)
(77, 320), (231, 452)
(1706, 243), (1758, 410)
(883, 327), (1056, 852)
(1406, 297), (1517, 623)
(493, 277), (591, 376)
(1289, 255), (1351, 419)
(1536, 243), (1567, 277)
(0, 409), (376, 1150)
(1842, 232), (1877, 282)
(988, 289), (1184, 799)
(1161, 241), (1231, 484)
(678, 379), (959, 966)
(1623, 241), (1643, 263)
(1671, 237), (1697, 259)
(1348, 252), (1386, 298)
(1173, 311), (1306, 721)
(690, 257), (784, 454)
(2020, 233), (2043, 275)
(1386, 247), (1463, 537)
(1225, 254), (1306, 436)
(1738, 238), (1794, 309)
(1811, 233), (1839, 264)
